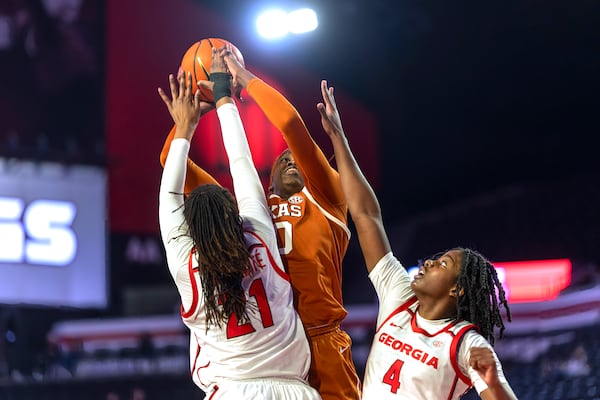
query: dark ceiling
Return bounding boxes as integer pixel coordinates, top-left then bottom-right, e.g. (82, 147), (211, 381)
(201, 0), (600, 222)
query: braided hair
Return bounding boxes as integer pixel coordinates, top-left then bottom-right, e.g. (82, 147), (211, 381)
(453, 247), (511, 345)
(182, 184), (250, 328)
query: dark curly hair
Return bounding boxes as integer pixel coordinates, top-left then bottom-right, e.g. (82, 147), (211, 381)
(454, 247), (511, 345)
(180, 184), (250, 329)
(424, 247), (511, 345)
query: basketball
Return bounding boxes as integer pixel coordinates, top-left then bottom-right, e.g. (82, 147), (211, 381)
(178, 38), (244, 102)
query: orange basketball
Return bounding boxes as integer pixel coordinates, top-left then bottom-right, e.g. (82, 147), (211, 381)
(178, 38), (244, 102)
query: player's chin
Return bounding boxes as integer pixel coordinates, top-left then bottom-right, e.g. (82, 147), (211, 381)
(282, 175), (303, 187)
(410, 279), (422, 291)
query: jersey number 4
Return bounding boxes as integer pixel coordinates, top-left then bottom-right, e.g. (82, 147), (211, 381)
(382, 359), (405, 394)
(226, 278), (274, 339)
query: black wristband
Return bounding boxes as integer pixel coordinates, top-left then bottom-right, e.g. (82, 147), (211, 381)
(209, 72), (232, 103)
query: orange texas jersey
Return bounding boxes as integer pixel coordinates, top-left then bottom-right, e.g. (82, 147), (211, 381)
(248, 78), (350, 328)
(269, 190), (350, 328)
(160, 77), (351, 328)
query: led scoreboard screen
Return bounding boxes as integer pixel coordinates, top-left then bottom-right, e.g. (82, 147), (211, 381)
(0, 158), (107, 308)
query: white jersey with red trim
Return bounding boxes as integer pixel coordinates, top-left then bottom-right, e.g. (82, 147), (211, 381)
(159, 104), (311, 394)
(180, 230), (311, 392)
(362, 252), (509, 400)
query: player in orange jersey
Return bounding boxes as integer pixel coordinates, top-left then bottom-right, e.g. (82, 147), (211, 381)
(159, 46), (361, 400)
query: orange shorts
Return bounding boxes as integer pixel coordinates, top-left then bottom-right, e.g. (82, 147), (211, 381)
(307, 325), (362, 400)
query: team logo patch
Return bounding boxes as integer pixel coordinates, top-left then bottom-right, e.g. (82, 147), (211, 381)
(433, 340), (444, 348)
(288, 195), (303, 204)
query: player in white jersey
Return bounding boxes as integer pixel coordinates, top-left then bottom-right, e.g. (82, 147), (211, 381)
(157, 47), (320, 400)
(316, 80), (518, 400)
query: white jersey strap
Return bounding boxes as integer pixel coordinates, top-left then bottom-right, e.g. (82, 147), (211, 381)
(301, 187), (351, 240)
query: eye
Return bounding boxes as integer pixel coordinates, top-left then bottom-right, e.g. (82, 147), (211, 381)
(441, 260), (447, 267)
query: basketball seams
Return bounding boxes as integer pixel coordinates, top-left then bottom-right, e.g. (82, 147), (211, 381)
(191, 41), (202, 91)
(197, 39), (211, 81)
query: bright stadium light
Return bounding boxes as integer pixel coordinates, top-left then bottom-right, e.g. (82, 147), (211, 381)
(287, 8), (318, 34)
(256, 9), (289, 39)
(256, 7), (318, 39)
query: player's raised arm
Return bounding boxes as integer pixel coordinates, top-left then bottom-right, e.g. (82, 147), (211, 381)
(198, 47), (271, 229)
(157, 71), (206, 277)
(317, 80), (391, 272)
(159, 68), (220, 193)
(223, 50), (344, 206)
(157, 72), (203, 142)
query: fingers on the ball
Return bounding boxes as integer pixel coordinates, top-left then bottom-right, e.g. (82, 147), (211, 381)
(197, 80), (213, 92)
(169, 75), (179, 97)
(185, 72), (193, 96)
(175, 73), (185, 98)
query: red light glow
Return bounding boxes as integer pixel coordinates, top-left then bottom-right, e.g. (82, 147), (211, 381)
(494, 259), (572, 303)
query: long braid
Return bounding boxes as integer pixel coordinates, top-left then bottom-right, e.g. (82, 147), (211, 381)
(454, 247), (511, 345)
(182, 184), (250, 328)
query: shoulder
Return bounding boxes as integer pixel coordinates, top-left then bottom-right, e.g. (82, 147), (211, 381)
(460, 329), (492, 349)
(455, 329), (495, 369)
(370, 253), (407, 280)
(370, 253), (415, 312)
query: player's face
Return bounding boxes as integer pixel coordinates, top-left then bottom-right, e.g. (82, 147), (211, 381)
(411, 249), (463, 299)
(270, 150), (304, 199)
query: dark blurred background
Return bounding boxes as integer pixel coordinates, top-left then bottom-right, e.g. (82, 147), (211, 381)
(0, 0), (599, 399)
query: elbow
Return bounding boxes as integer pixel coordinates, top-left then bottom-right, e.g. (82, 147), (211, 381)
(278, 112), (307, 137)
(351, 210), (382, 225)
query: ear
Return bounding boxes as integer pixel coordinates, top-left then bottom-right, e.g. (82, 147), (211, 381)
(449, 285), (464, 298)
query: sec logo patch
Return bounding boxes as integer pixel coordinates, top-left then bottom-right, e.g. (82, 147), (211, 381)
(288, 195), (304, 204)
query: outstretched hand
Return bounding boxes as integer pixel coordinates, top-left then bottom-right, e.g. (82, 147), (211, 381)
(222, 43), (254, 94)
(211, 46), (229, 74)
(317, 80), (344, 139)
(195, 47), (229, 93)
(157, 72), (213, 140)
(196, 47), (232, 105)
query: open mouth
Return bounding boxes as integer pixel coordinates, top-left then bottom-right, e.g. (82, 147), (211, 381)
(414, 268), (425, 280)
(284, 166), (298, 175)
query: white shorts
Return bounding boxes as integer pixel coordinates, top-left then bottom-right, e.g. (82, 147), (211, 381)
(207, 378), (322, 400)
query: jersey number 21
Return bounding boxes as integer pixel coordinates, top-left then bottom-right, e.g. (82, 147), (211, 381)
(226, 278), (274, 339)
